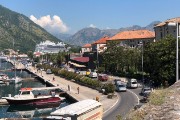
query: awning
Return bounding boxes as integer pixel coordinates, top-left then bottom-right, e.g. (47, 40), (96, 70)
(68, 61), (86, 67)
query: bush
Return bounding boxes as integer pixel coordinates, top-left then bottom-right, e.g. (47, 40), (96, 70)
(102, 83), (115, 94)
(149, 89), (168, 105)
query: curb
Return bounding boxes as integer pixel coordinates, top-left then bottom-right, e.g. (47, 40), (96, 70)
(103, 92), (120, 114)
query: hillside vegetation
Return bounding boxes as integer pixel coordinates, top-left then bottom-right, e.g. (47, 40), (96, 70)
(0, 5), (60, 52)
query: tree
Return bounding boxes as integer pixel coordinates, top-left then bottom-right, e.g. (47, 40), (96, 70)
(102, 41), (141, 75)
(144, 35), (176, 87)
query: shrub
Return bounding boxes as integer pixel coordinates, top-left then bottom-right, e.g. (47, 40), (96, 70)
(102, 83), (115, 94)
(149, 89), (168, 105)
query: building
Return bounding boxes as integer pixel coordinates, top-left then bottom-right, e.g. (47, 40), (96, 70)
(34, 40), (68, 56)
(92, 36), (110, 53)
(154, 17), (180, 40)
(81, 44), (92, 53)
(108, 30), (155, 47)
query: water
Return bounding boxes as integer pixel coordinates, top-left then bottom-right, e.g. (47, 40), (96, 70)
(0, 61), (71, 119)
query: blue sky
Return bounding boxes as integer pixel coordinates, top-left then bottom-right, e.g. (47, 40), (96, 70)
(0, 0), (179, 34)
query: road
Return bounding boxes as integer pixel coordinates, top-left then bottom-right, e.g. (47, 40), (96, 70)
(103, 88), (142, 120)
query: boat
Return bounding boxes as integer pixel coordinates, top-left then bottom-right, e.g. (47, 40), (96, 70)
(10, 76), (22, 84)
(0, 73), (10, 84)
(2, 87), (62, 106)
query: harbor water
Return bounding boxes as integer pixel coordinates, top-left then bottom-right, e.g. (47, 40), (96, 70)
(0, 61), (71, 119)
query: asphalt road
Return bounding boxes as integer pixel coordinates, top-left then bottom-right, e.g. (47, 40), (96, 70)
(103, 88), (142, 120)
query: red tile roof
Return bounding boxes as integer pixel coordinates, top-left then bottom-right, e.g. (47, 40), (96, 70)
(155, 17), (180, 27)
(82, 44), (92, 48)
(108, 30), (155, 41)
(92, 36), (110, 44)
(73, 57), (89, 62)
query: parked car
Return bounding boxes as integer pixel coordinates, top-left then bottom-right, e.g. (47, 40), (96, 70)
(98, 74), (108, 81)
(46, 69), (52, 74)
(89, 72), (98, 78)
(140, 86), (152, 96)
(140, 92), (150, 103)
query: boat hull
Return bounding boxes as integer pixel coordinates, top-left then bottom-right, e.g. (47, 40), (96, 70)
(6, 97), (61, 106)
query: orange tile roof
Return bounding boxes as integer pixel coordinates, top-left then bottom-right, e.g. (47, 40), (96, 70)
(82, 44), (92, 48)
(155, 17), (180, 27)
(108, 30), (155, 41)
(92, 36), (110, 44)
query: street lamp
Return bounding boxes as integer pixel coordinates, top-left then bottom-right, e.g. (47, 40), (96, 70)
(96, 46), (99, 68)
(139, 41), (144, 84)
(168, 22), (180, 82)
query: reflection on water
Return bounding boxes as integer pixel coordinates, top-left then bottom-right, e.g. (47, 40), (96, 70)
(7, 103), (61, 118)
(0, 62), (71, 119)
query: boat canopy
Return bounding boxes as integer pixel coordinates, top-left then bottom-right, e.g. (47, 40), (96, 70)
(50, 99), (102, 116)
(20, 87), (61, 91)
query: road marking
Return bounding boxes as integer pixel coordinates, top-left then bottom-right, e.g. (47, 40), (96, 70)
(127, 89), (140, 105)
(103, 93), (120, 114)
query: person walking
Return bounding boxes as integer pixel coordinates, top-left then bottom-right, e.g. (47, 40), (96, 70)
(68, 85), (71, 91)
(77, 87), (79, 94)
(53, 77), (55, 81)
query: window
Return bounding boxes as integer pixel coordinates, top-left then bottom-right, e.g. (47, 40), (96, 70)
(21, 91), (30, 95)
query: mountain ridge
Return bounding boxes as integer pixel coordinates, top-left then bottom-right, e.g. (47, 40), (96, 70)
(0, 5), (61, 52)
(58, 21), (161, 46)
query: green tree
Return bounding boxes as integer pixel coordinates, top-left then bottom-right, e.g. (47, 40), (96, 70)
(144, 35), (176, 87)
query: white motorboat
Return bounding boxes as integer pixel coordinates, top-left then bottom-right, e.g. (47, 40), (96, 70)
(10, 76), (22, 84)
(2, 87), (62, 106)
(0, 73), (10, 84)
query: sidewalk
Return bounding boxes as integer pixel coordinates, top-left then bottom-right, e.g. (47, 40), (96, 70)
(28, 66), (119, 114)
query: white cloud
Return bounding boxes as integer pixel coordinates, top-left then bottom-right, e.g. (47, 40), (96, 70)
(89, 24), (96, 28)
(30, 15), (69, 34)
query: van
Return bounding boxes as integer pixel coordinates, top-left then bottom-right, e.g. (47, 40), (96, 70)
(127, 78), (138, 88)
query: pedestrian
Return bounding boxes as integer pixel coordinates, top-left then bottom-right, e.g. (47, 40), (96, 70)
(68, 85), (71, 91)
(53, 77), (55, 81)
(77, 87), (79, 94)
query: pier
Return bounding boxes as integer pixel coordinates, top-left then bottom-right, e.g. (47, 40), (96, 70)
(1, 59), (118, 114)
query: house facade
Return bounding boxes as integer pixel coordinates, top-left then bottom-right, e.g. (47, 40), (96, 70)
(154, 17), (180, 40)
(91, 36), (110, 53)
(107, 30), (155, 47)
(81, 44), (92, 53)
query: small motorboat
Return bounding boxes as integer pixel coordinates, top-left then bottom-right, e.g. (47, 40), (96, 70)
(9, 76), (22, 84)
(2, 87), (62, 106)
(0, 73), (10, 84)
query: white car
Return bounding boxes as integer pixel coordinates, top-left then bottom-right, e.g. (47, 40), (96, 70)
(89, 72), (98, 78)
(116, 84), (127, 92)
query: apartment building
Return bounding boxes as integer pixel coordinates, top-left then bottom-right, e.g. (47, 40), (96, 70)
(154, 17), (180, 40)
(91, 36), (110, 53)
(81, 44), (92, 53)
(107, 30), (155, 47)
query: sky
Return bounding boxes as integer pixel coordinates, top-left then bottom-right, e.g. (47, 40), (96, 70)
(0, 0), (180, 35)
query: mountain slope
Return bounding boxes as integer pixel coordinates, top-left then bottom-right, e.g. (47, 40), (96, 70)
(66, 21), (161, 46)
(0, 5), (60, 52)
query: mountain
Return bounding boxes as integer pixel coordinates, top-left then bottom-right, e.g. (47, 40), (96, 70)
(0, 5), (60, 52)
(53, 33), (71, 41)
(66, 21), (161, 46)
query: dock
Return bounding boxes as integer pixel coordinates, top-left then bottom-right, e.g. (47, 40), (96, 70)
(1, 59), (119, 114)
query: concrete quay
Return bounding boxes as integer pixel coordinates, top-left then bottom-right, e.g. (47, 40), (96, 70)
(26, 66), (119, 115)
(1, 59), (119, 116)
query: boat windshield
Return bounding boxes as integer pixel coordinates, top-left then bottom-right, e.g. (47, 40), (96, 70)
(20, 91), (30, 95)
